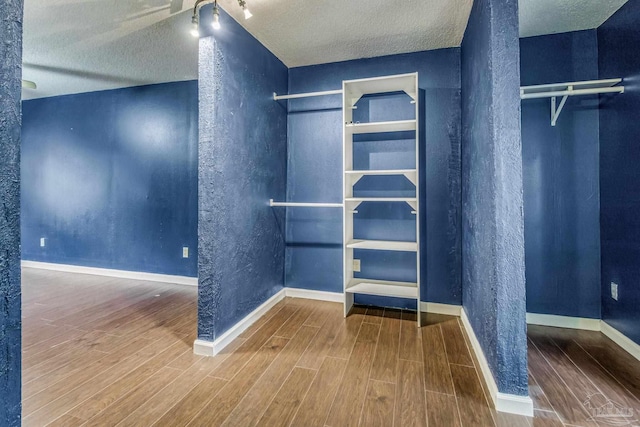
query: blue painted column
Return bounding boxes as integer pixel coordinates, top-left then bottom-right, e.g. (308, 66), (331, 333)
(0, 0), (23, 424)
(461, 0), (529, 400)
(197, 7), (288, 343)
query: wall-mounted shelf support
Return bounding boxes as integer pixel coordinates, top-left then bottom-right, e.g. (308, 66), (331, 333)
(520, 78), (624, 126)
(269, 199), (343, 208)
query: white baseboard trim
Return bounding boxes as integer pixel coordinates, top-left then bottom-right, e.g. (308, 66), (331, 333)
(420, 302), (462, 316)
(193, 289), (286, 357)
(284, 288), (343, 303)
(460, 308), (534, 417)
(601, 321), (640, 362)
(21, 260), (198, 286)
(526, 313), (601, 331)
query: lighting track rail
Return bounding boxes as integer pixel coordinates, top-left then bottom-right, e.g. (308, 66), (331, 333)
(191, 0), (253, 37)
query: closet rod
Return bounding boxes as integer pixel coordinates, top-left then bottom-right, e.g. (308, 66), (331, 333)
(520, 86), (624, 100)
(273, 89), (342, 101)
(269, 199), (343, 208)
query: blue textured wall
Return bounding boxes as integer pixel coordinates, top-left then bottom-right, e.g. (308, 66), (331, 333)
(520, 31), (601, 319)
(0, 0), (23, 423)
(21, 81), (198, 277)
(287, 49), (462, 308)
(197, 6), (288, 341)
(461, 0), (528, 396)
(599, 0), (640, 345)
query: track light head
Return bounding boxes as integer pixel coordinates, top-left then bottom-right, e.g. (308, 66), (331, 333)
(190, 15), (200, 37)
(238, 0), (252, 19)
(212, 3), (221, 30)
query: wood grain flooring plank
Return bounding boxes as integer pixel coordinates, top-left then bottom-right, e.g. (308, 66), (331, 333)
(256, 367), (317, 427)
(450, 363), (495, 427)
(221, 326), (320, 427)
(296, 310), (344, 370)
(151, 376), (228, 427)
(290, 357), (348, 427)
(238, 299), (286, 339)
(532, 410), (564, 427)
(399, 310), (422, 362)
(528, 371), (554, 412)
(45, 414), (85, 427)
(364, 306), (385, 325)
(325, 322), (380, 427)
(426, 391), (461, 427)
(22, 335), (184, 426)
(496, 412), (532, 427)
(369, 308), (401, 383)
(117, 348), (240, 427)
(186, 336), (289, 426)
(302, 301), (342, 328)
(394, 359), (427, 427)
(273, 304), (315, 339)
(359, 379), (395, 427)
(22, 336), (154, 410)
(210, 305), (299, 381)
(527, 339), (598, 426)
(83, 366), (182, 426)
(326, 306), (366, 360)
(440, 318), (474, 367)
(421, 323), (454, 395)
(67, 340), (190, 420)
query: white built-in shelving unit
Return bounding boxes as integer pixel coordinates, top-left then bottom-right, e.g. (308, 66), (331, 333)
(342, 73), (421, 326)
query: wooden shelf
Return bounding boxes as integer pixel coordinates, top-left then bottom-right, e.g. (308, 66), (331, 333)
(345, 119), (416, 135)
(347, 240), (417, 252)
(346, 279), (418, 299)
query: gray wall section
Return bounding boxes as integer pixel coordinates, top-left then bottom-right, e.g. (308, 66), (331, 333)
(0, 0), (23, 423)
(197, 8), (288, 341)
(461, 0), (528, 396)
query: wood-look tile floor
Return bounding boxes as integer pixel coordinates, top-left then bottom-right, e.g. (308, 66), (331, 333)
(22, 268), (640, 426)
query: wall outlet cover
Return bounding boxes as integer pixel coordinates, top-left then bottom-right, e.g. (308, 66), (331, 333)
(611, 282), (619, 301)
(353, 259), (361, 272)
(40, 237), (46, 247)
(182, 247), (189, 258)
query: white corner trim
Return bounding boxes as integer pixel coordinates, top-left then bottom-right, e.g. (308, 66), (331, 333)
(284, 288), (343, 302)
(460, 308), (534, 417)
(601, 321), (640, 362)
(21, 260), (198, 286)
(526, 312), (601, 331)
(420, 302), (462, 316)
(193, 289), (286, 357)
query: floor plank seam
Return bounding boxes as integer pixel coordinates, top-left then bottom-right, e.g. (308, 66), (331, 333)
(439, 323), (469, 427)
(356, 315), (383, 427)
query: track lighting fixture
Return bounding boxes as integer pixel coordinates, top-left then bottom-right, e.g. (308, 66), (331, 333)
(190, 15), (200, 37)
(191, 0), (255, 37)
(238, 0), (252, 19)
(212, 2), (221, 30)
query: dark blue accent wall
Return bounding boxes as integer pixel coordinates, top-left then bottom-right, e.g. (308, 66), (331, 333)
(461, 0), (528, 396)
(21, 81), (199, 277)
(520, 31), (601, 319)
(599, 0), (640, 345)
(0, 0), (23, 423)
(197, 6), (288, 341)
(287, 49), (462, 308)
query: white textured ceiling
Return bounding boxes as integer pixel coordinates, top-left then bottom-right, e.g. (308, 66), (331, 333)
(22, 0), (199, 100)
(519, 0), (628, 38)
(22, 0), (630, 99)
(216, 0), (474, 68)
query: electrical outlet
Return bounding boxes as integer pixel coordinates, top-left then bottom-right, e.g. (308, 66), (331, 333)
(182, 247), (189, 258)
(40, 237), (46, 248)
(353, 259), (361, 272)
(611, 282), (619, 301)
